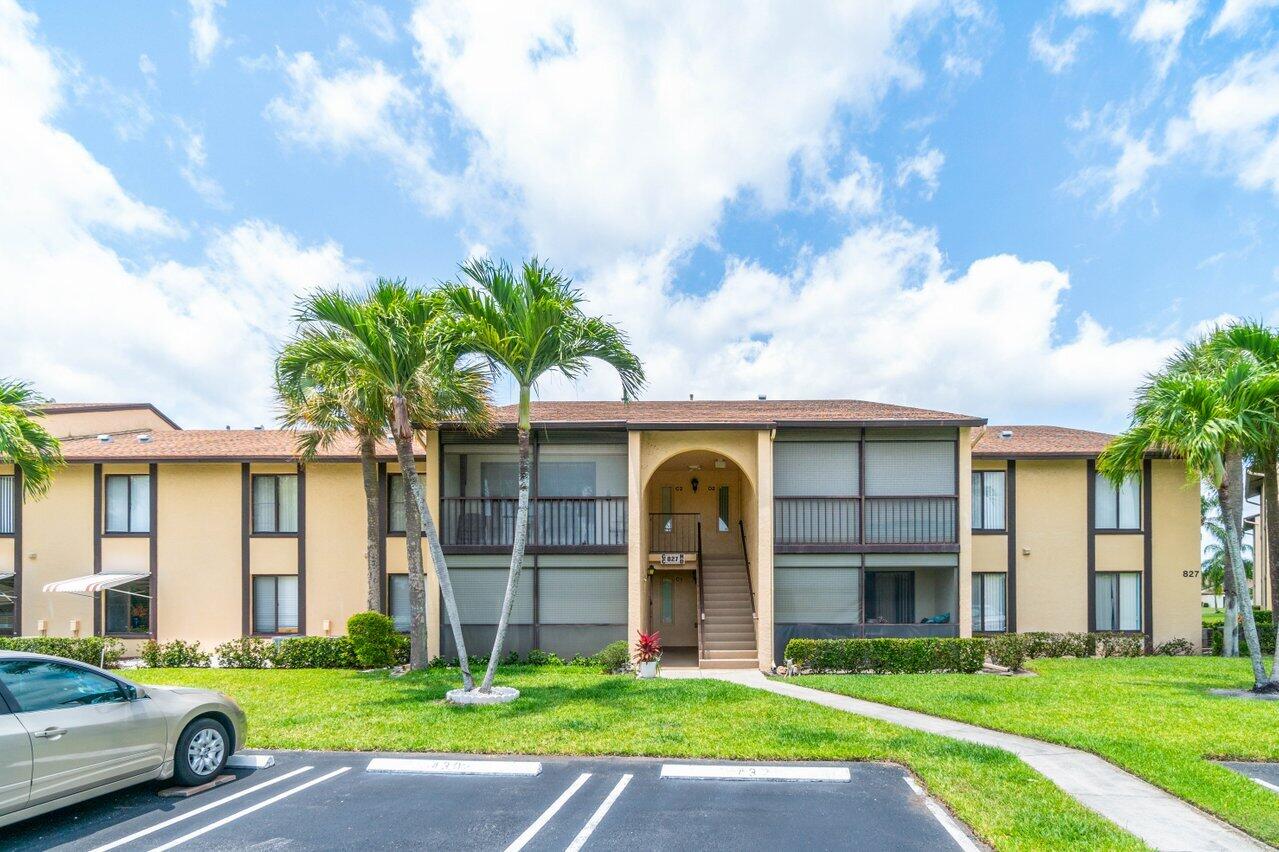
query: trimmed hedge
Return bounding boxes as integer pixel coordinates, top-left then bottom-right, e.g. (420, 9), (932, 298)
(272, 636), (358, 669)
(347, 612), (399, 668)
(1208, 610), (1275, 656)
(785, 637), (987, 674)
(214, 637), (275, 669)
(0, 636), (125, 668)
(986, 633), (1030, 671)
(140, 639), (211, 668)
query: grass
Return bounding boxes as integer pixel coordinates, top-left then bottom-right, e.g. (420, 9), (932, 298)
(128, 666), (1143, 851)
(794, 657), (1279, 846)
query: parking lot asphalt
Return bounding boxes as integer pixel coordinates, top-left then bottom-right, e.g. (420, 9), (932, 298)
(5, 751), (982, 851)
(1221, 761), (1279, 792)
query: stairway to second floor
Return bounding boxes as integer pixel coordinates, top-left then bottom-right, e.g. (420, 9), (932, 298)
(699, 554), (757, 669)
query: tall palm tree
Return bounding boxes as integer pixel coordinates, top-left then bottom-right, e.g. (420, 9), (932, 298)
(437, 258), (644, 693)
(276, 328), (387, 613)
(291, 281), (492, 683)
(1099, 343), (1279, 691)
(1201, 496), (1252, 601)
(1205, 320), (1279, 682)
(0, 380), (64, 498)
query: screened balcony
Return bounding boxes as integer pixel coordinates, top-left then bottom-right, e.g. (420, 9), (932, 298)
(773, 431), (958, 550)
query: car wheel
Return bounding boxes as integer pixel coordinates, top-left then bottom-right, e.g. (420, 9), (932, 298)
(175, 718), (229, 786)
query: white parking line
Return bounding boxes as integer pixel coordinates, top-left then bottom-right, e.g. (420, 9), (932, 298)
(147, 766), (350, 851)
(660, 764), (850, 782)
(902, 776), (981, 852)
(565, 774), (632, 852)
(87, 767), (313, 852)
(503, 772), (592, 852)
(1252, 777), (1279, 793)
(366, 757), (542, 776)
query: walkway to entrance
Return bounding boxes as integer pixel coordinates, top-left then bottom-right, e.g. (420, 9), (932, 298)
(692, 669), (1264, 852)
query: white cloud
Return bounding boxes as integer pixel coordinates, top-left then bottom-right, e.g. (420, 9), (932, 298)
(265, 50), (456, 216)
(1210, 0), (1279, 35)
(0, 0), (362, 426)
(564, 223), (1180, 428)
(408, 1), (937, 262)
(1066, 0), (1135, 14)
(1030, 23), (1090, 73)
(895, 144), (945, 198)
(356, 2), (397, 42)
(173, 120), (228, 209)
(138, 53), (156, 79)
(1131, 0), (1201, 74)
(189, 0), (225, 68)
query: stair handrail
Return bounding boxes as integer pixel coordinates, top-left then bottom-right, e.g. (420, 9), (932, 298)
(696, 519), (705, 661)
(738, 519), (756, 619)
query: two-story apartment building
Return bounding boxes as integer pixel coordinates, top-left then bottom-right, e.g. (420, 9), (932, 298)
(0, 399), (1203, 669)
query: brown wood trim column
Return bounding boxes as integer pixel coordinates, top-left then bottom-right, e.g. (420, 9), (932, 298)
(297, 463), (307, 636)
(1006, 460), (1017, 633)
(858, 427), (866, 545)
(149, 462), (158, 641)
(377, 461), (387, 613)
(241, 463), (250, 636)
(1086, 459), (1096, 633)
(12, 468), (21, 636)
(93, 463), (102, 636)
(1142, 458), (1154, 647)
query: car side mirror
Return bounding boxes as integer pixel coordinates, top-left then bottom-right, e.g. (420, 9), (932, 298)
(122, 683), (146, 700)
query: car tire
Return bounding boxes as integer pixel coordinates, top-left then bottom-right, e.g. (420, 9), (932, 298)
(174, 718), (229, 786)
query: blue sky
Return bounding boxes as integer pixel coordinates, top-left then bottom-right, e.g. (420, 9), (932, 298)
(4, 0), (1279, 430)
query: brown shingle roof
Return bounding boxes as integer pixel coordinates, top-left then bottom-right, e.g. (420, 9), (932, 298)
(59, 429), (398, 462)
(971, 425), (1115, 458)
(40, 402), (181, 430)
(485, 399), (985, 428)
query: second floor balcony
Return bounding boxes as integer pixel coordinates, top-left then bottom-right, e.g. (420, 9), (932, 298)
(774, 495), (957, 549)
(441, 496), (627, 551)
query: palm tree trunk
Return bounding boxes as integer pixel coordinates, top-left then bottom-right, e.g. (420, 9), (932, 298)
(394, 436), (429, 670)
(481, 384), (532, 693)
(1223, 458), (1243, 657)
(394, 434), (474, 689)
(1217, 474), (1271, 689)
(360, 437), (381, 612)
(1261, 460), (1279, 684)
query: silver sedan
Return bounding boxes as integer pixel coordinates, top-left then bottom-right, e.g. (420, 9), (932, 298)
(0, 650), (247, 828)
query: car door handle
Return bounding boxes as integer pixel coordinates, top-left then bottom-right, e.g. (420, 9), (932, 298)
(31, 727), (67, 740)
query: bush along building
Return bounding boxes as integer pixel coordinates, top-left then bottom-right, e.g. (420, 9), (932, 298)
(0, 399), (1202, 668)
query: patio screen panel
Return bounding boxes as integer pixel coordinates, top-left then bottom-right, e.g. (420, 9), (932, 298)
(539, 567), (626, 624)
(774, 442), (859, 496)
(443, 568), (533, 625)
(863, 441), (955, 495)
(774, 566), (860, 623)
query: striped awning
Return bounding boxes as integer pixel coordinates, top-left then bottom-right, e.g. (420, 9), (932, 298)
(0, 572), (12, 581)
(43, 573), (148, 595)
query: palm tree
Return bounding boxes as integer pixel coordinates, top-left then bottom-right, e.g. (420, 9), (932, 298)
(437, 258), (644, 693)
(291, 281), (492, 683)
(0, 380), (64, 498)
(276, 327), (387, 613)
(1205, 320), (1279, 682)
(1201, 496), (1252, 601)
(1099, 341), (1279, 691)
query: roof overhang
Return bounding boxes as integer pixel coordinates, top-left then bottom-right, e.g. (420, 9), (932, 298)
(43, 572), (149, 596)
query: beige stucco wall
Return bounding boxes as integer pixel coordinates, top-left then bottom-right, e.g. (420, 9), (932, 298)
(971, 534), (1008, 574)
(1015, 459), (1089, 633)
(1152, 459), (1202, 645)
(304, 463), (367, 637)
(957, 427), (973, 637)
(20, 464), (94, 637)
(157, 464), (240, 647)
(1095, 534), (1143, 573)
(40, 408), (176, 439)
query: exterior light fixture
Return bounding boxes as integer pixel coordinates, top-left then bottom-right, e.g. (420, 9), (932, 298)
(691, 477), (699, 493)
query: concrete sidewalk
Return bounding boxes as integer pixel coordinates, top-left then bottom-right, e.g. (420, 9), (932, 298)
(700, 669), (1268, 852)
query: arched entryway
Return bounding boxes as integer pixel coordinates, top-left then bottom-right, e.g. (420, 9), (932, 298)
(642, 450), (758, 668)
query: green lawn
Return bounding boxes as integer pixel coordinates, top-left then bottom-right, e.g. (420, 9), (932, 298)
(794, 657), (1279, 846)
(129, 666), (1141, 851)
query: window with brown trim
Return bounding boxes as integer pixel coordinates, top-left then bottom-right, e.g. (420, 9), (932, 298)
(1095, 571), (1141, 631)
(0, 475), (14, 535)
(971, 470), (1006, 531)
(105, 578), (151, 636)
(971, 572), (1007, 632)
(1095, 473), (1140, 531)
(387, 474), (407, 534)
(252, 474), (298, 534)
(252, 575), (299, 634)
(104, 474), (150, 533)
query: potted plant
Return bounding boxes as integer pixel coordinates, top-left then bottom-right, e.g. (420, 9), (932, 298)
(634, 630), (661, 679)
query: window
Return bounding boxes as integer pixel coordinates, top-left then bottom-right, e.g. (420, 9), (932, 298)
(388, 474), (407, 534)
(863, 441), (955, 496)
(971, 471), (1006, 531)
(0, 475), (13, 535)
(253, 474), (299, 534)
(479, 462), (518, 497)
(105, 474), (150, 533)
(388, 574), (410, 632)
(0, 659), (126, 712)
(718, 486), (730, 532)
(774, 442), (859, 496)
(0, 574), (14, 635)
(1095, 473), (1141, 530)
(252, 575), (299, 634)
(971, 573), (1007, 632)
(1096, 572), (1142, 631)
(774, 566), (860, 623)
(105, 578), (150, 635)
(538, 461), (596, 497)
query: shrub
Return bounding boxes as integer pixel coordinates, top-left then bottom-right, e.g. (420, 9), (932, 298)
(595, 640), (630, 674)
(273, 636), (357, 669)
(347, 611), (399, 668)
(0, 636), (124, 668)
(1095, 633), (1144, 658)
(526, 648), (563, 666)
(1152, 637), (1196, 656)
(1023, 632), (1095, 658)
(784, 637), (986, 674)
(215, 637), (276, 669)
(986, 633), (1030, 671)
(140, 639), (211, 668)
(391, 634), (410, 665)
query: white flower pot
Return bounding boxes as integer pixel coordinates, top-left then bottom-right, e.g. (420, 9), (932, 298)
(637, 660), (659, 679)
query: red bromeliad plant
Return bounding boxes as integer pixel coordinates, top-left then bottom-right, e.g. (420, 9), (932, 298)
(634, 631), (662, 663)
